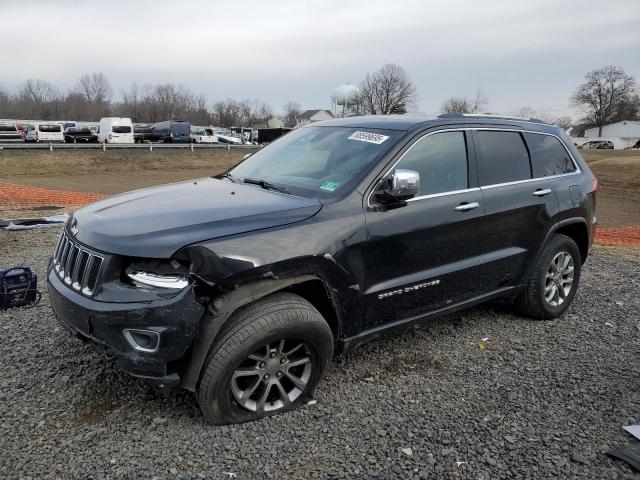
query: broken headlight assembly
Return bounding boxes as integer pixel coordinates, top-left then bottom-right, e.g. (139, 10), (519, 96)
(125, 259), (190, 290)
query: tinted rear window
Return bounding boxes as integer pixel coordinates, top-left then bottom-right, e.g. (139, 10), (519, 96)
(112, 126), (131, 134)
(476, 131), (531, 186)
(524, 133), (576, 177)
(39, 124), (61, 132)
(0, 125), (17, 132)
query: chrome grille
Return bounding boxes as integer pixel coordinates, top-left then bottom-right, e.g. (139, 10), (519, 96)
(53, 232), (104, 296)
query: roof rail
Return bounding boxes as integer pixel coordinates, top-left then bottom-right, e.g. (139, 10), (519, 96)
(437, 113), (546, 123)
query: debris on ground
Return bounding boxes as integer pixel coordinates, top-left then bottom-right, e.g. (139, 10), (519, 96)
(401, 447), (413, 457)
(1, 214), (68, 230)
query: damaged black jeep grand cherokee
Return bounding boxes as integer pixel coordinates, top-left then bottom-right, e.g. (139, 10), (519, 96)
(49, 114), (597, 424)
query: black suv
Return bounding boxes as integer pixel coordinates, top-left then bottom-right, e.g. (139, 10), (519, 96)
(64, 127), (99, 143)
(48, 114), (597, 424)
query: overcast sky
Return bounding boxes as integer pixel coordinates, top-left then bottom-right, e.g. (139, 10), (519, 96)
(1, 0), (639, 119)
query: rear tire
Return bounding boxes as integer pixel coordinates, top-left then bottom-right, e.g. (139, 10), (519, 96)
(197, 292), (333, 425)
(517, 234), (581, 319)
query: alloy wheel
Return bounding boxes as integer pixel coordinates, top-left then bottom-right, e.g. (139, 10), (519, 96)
(544, 251), (575, 307)
(230, 339), (313, 413)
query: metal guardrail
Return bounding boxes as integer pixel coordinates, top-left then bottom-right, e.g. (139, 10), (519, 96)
(0, 142), (259, 151)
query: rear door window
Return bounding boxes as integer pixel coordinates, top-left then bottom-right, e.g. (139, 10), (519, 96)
(0, 125), (18, 132)
(524, 133), (576, 177)
(112, 126), (131, 134)
(395, 131), (468, 196)
(475, 131), (531, 186)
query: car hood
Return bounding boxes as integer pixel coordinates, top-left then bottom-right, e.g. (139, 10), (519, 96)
(72, 178), (322, 258)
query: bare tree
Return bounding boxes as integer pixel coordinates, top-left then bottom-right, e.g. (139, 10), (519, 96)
(192, 94), (210, 125)
(611, 92), (640, 122)
(470, 89), (488, 113)
(283, 101), (301, 127)
(570, 65), (637, 136)
(358, 64), (417, 115)
(77, 73), (112, 104)
(552, 116), (573, 131)
(440, 89), (488, 114)
(440, 97), (472, 114)
(119, 83), (141, 122)
(16, 79), (60, 119)
(513, 106), (539, 118)
(1, 74), (278, 127)
(0, 87), (14, 117)
(510, 106), (555, 123)
(258, 102), (274, 123)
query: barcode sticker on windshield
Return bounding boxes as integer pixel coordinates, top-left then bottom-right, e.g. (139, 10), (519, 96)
(348, 131), (389, 144)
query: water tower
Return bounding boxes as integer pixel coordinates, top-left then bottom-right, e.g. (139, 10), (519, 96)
(331, 84), (360, 116)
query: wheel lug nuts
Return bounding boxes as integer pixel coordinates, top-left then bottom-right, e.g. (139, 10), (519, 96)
(259, 362), (266, 368)
(280, 358), (287, 364)
(263, 374), (270, 381)
(276, 371), (283, 378)
(270, 352), (276, 358)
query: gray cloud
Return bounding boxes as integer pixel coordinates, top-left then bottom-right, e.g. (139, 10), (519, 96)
(1, 0), (639, 117)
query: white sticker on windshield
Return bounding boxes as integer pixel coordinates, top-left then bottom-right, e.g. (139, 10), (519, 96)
(348, 130), (390, 144)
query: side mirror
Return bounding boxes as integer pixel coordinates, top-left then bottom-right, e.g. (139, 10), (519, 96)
(374, 169), (420, 205)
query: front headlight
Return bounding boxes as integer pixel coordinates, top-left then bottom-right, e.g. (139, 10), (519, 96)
(127, 271), (189, 289)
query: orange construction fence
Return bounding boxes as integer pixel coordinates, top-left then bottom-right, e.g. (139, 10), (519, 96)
(595, 226), (640, 247)
(0, 182), (106, 211)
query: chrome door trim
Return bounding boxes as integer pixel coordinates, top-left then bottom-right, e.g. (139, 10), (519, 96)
(406, 187), (481, 203)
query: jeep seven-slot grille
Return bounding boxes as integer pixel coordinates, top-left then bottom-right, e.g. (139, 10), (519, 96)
(53, 232), (103, 296)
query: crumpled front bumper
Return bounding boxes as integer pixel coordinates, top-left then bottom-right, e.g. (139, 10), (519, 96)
(47, 266), (205, 390)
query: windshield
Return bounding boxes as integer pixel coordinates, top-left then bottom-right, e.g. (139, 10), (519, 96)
(227, 126), (402, 198)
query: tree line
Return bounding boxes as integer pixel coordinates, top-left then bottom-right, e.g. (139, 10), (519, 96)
(0, 73), (277, 128)
(0, 64), (418, 128)
(1, 64), (638, 133)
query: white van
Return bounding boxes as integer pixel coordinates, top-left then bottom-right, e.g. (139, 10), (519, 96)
(25, 123), (65, 143)
(98, 117), (134, 144)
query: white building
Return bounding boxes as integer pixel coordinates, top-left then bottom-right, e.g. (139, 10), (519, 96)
(584, 120), (640, 138)
(267, 117), (284, 128)
(296, 109), (334, 127)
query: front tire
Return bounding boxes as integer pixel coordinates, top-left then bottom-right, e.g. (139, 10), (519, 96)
(197, 292), (333, 425)
(517, 234), (582, 319)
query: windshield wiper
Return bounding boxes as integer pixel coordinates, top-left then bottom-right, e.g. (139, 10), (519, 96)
(243, 177), (290, 194)
(216, 172), (240, 183)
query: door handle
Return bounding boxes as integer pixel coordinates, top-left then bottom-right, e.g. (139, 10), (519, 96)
(454, 202), (479, 212)
(532, 188), (552, 197)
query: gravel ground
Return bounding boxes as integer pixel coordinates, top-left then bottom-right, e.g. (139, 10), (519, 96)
(1, 228), (640, 480)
